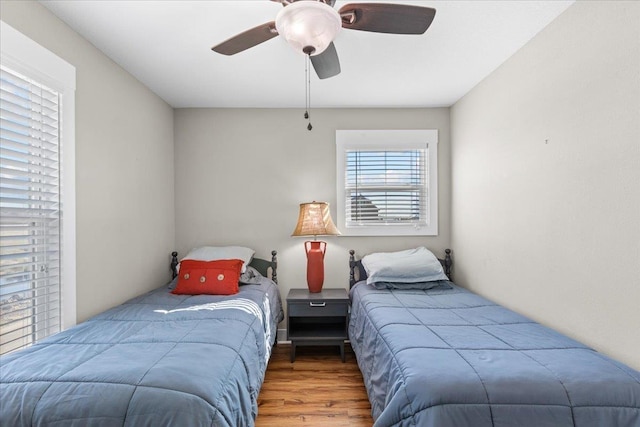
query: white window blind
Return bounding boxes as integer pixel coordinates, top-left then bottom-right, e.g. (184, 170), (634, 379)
(346, 150), (427, 226)
(336, 130), (438, 236)
(0, 65), (62, 355)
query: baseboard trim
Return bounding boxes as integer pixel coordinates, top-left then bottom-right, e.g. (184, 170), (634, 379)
(276, 328), (289, 344)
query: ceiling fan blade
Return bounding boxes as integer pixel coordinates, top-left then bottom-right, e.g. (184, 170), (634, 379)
(339, 3), (436, 35)
(212, 21), (278, 55)
(310, 42), (341, 79)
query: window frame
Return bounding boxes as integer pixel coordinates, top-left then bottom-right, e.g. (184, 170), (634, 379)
(1, 22), (76, 349)
(336, 129), (438, 236)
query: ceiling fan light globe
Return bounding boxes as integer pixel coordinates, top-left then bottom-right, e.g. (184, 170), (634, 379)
(275, 1), (341, 56)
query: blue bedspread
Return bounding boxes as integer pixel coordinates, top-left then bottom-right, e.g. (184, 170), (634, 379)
(0, 277), (283, 427)
(349, 281), (640, 427)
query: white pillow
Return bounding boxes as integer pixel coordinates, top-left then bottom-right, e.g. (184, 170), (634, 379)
(361, 246), (448, 285)
(180, 246), (255, 273)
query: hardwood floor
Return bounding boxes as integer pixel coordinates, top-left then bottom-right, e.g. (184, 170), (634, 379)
(256, 343), (374, 426)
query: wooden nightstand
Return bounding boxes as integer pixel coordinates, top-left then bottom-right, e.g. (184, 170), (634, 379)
(286, 288), (349, 363)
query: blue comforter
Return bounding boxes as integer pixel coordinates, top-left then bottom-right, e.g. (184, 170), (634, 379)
(349, 281), (640, 427)
(0, 277), (283, 427)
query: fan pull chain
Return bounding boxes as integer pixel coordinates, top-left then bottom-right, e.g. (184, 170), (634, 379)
(305, 53), (312, 131)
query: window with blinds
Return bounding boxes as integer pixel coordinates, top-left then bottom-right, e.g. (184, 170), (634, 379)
(336, 130), (438, 236)
(0, 65), (62, 355)
(346, 150), (426, 225)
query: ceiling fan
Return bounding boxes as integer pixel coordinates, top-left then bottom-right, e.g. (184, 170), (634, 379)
(211, 0), (436, 79)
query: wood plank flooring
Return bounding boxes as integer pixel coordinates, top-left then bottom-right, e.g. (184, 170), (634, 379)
(256, 344), (374, 426)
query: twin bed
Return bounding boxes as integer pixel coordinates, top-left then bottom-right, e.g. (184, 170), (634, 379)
(2, 245), (639, 427)
(348, 247), (640, 427)
(0, 249), (283, 427)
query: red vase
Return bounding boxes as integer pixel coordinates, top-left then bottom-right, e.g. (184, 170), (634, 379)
(305, 241), (326, 293)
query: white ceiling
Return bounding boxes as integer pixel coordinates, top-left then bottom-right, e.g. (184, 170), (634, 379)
(40, 0), (574, 109)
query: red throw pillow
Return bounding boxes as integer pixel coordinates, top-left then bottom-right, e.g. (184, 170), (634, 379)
(172, 259), (243, 295)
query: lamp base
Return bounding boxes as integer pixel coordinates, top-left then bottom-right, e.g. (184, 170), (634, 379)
(305, 241), (326, 293)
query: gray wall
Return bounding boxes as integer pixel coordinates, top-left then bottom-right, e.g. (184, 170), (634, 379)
(450, 1), (640, 369)
(0, 1), (176, 321)
(174, 108), (451, 304)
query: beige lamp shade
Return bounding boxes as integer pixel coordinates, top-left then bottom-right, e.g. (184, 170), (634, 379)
(291, 202), (341, 237)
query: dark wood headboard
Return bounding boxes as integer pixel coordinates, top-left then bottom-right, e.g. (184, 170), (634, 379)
(348, 248), (452, 288)
(170, 250), (278, 285)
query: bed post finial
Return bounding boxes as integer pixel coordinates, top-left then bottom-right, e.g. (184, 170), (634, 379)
(271, 250), (278, 284)
(349, 250), (356, 288)
(170, 251), (179, 279)
(444, 249), (452, 280)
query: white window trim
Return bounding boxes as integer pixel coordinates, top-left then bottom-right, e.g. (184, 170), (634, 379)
(1, 21), (77, 329)
(336, 129), (438, 236)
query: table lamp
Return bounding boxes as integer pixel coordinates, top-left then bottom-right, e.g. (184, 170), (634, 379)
(291, 201), (341, 293)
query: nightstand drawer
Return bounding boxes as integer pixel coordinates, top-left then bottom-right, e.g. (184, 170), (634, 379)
(288, 301), (348, 317)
